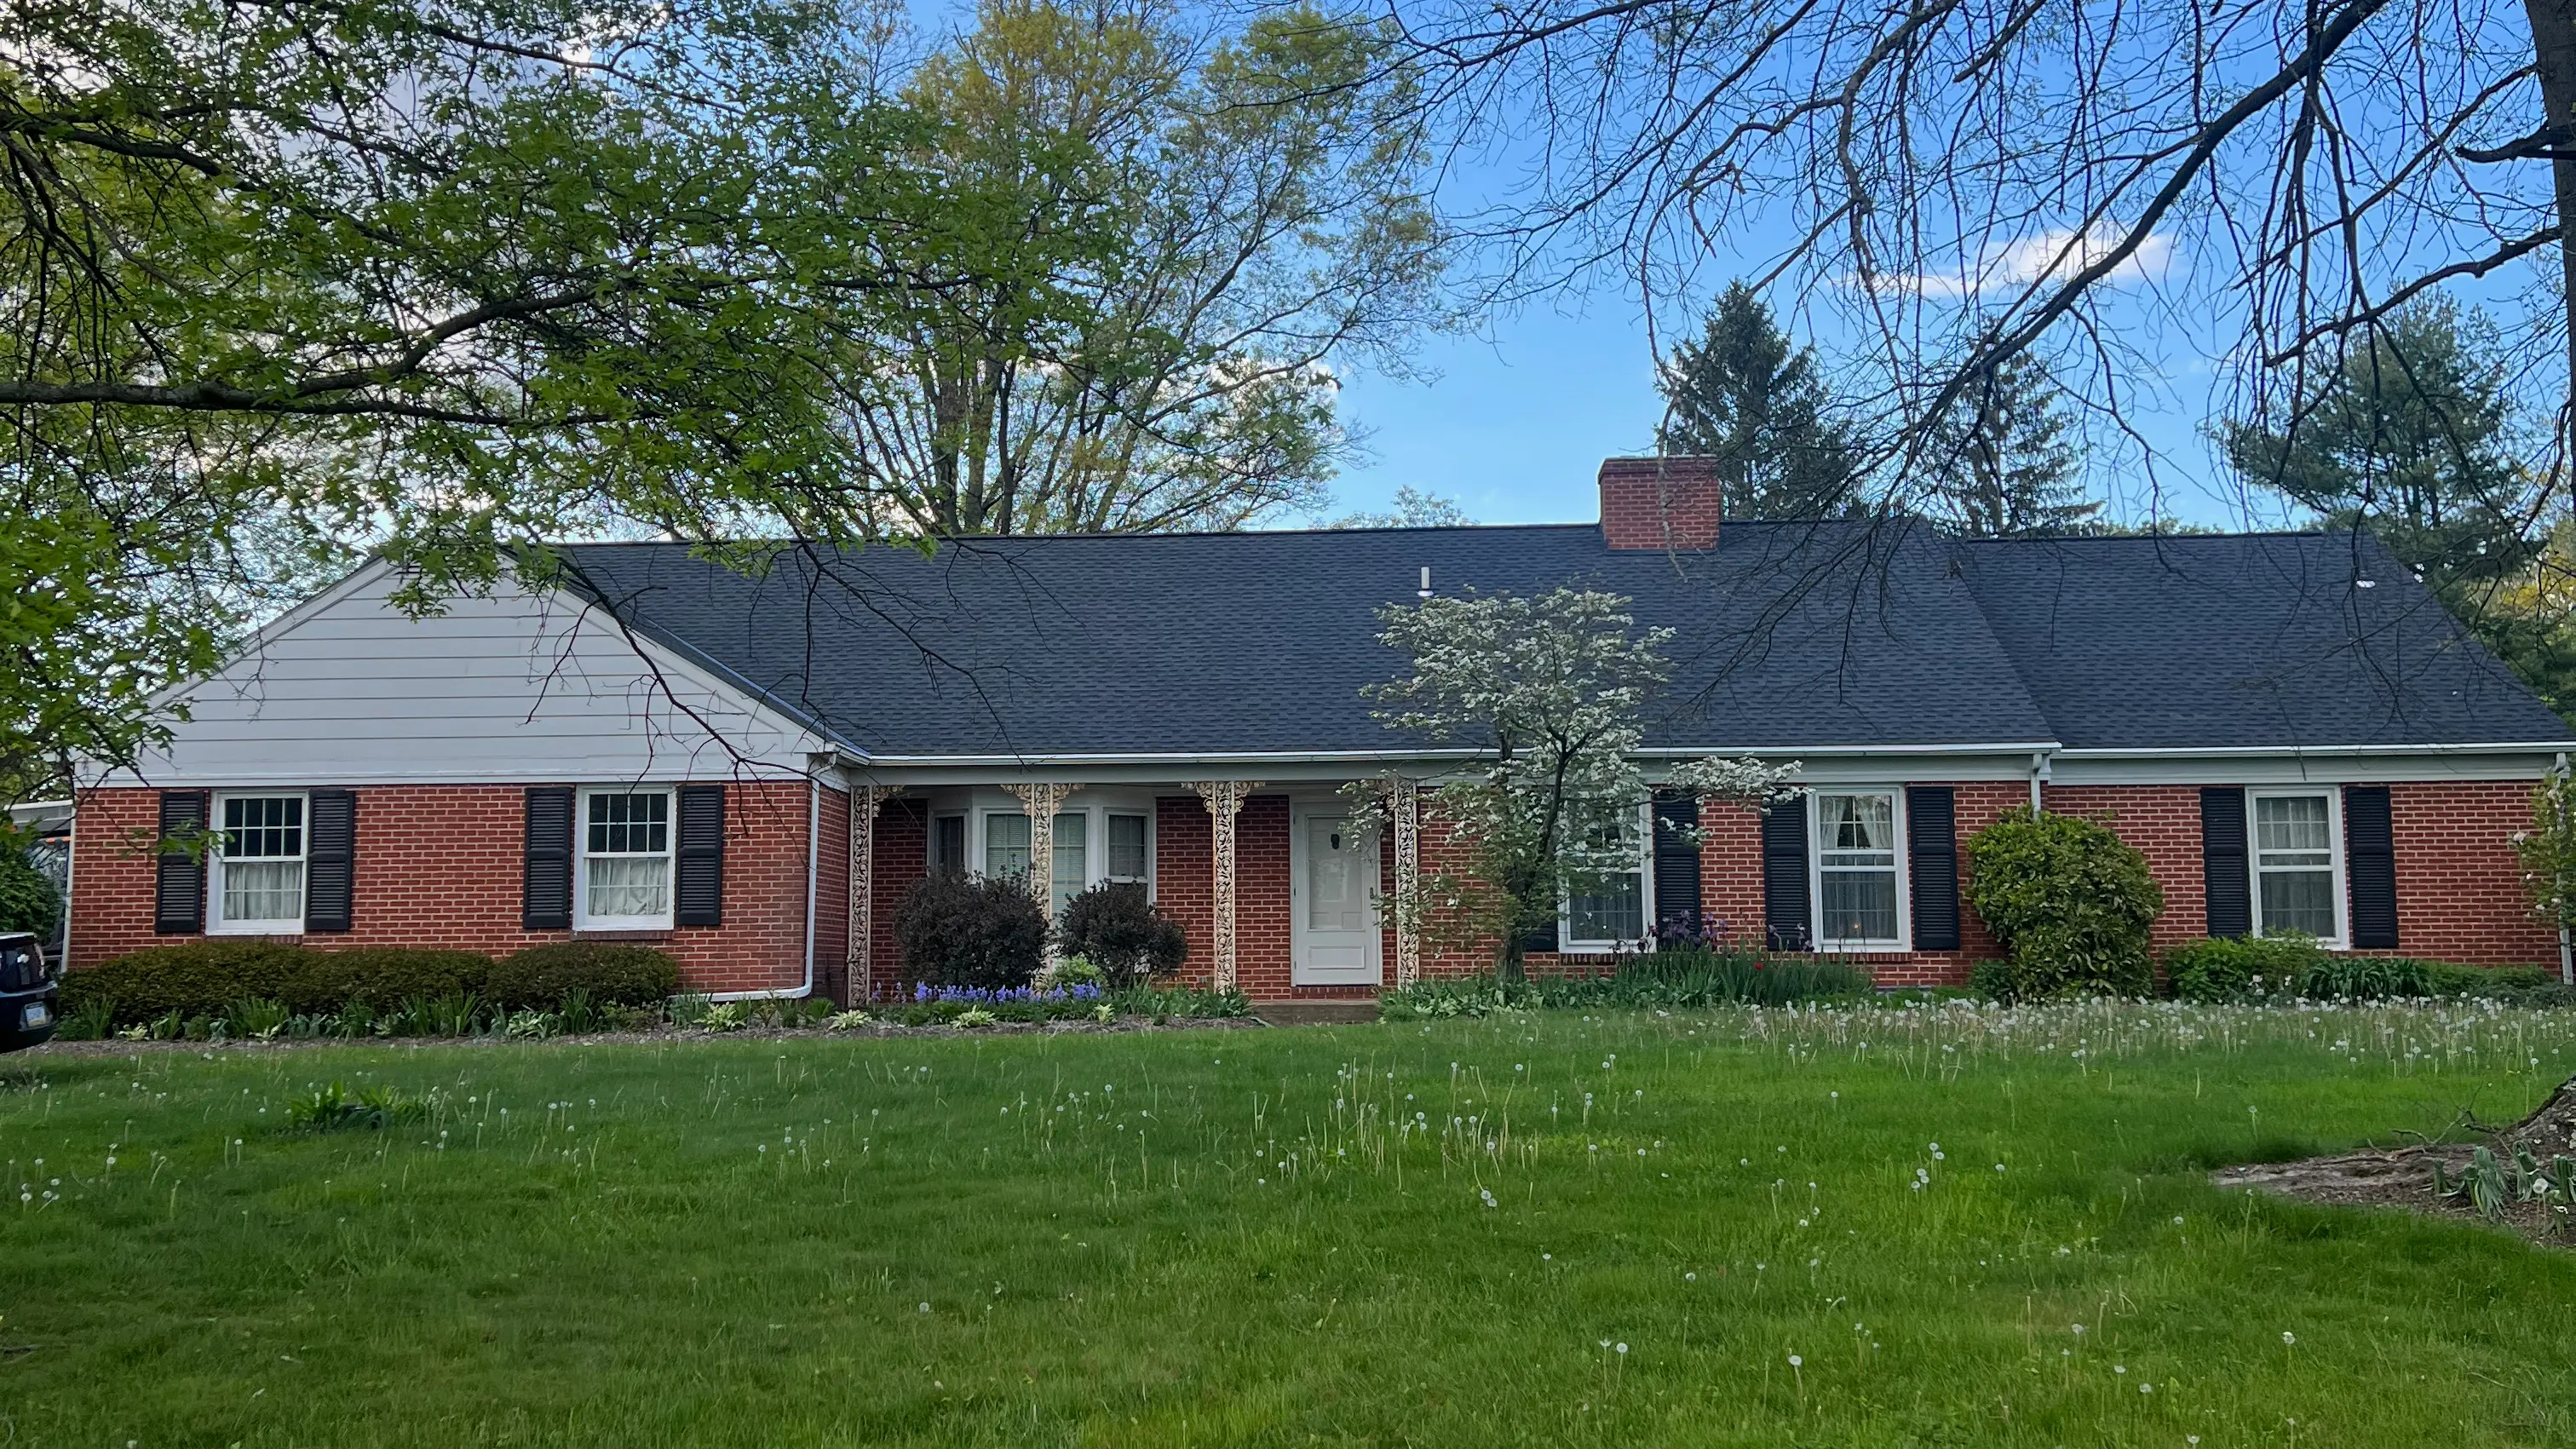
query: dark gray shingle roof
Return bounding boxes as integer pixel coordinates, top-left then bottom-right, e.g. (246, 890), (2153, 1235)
(560, 521), (2570, 760)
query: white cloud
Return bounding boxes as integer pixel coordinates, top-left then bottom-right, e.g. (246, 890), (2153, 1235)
(1883, 225), (2176, 298)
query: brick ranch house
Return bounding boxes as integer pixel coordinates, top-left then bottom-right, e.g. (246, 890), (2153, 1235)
(60, 457), (2576, 1002)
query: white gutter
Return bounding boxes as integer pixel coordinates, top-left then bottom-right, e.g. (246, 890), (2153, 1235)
(832, 740), (2066, 771)
(2051, 741), (2576, 759)
(704, 778), (822, 1003)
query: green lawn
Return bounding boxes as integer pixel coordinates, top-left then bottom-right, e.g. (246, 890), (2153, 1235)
(5, 1002), (2575, 1447)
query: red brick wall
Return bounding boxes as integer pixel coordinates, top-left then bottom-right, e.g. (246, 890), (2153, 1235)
(70, 781), (819, 995)
(814, 785), (851, 1003)
(1233, 796), (1296, 998)
(1153, 796), (1214, 988)
(2042, 785), (2207, 957)
(864, 798), (929, 1000)
(2388, 780), (2554, 963)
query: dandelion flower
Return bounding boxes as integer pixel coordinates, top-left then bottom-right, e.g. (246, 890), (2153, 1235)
(2282, 1331), (2296, 1345)
(1787, 1354), (1801, 1367)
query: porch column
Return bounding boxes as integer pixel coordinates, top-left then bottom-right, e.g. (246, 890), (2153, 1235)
(847, 785), (904, 1004)
(1006, 783), (1080, 921)
(1381, 776), (1421, 987)
(1188, 780), (1263, 992)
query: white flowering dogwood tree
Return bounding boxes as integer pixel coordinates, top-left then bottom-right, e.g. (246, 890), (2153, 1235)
(1358, 587), (1797, 980)
(2512, 771), (2576, 987)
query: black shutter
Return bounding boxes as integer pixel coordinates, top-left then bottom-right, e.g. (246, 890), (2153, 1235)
(1907, 785), (1961, 951)
(2200, 787), (2251, 938)
(1652, 791), (1702, 940)
(522, 786), (574, 930)
(1761, 797), (1812, 951)
(303, 788), (355, 933)
(152, 791), (208, 934)
(2344, 785), (2398, 949)
(1518, 915), (1560, 956)
(675, 784), (726, 928)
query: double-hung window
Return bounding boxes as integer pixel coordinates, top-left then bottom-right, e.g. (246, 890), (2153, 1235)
(1561, 805), (1650, 949)
(580, 790), (673, 929)
(1049, 813), (1088, 914)
(986, 810), (1091, 912)
(1814, 791), (1905, 950)
(932, 814), (967, 874)
(210, 793), (307, 933)
(986, 813), (1032, 879)
(2251, 789), (2343, 942)
(1106, 814), (1151, 885)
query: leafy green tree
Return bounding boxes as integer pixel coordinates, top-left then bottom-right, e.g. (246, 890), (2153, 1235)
(0, 836), (60, 939)
(2222, 300), (2571, 710)
(1655, 283), (1860, 519)
(1935, 356), (2099, 537)
(1363, 587), (1796, 980)
(1328, 486), (1472, 528)
(849, 0), (1445, 536)
(2513, 773), (2576, 987)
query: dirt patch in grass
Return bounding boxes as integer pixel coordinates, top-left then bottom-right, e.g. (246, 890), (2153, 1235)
(2214, 1077), (2576, 1244)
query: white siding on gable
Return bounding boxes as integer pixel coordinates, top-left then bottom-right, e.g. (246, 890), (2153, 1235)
(100, 562), (833, 786)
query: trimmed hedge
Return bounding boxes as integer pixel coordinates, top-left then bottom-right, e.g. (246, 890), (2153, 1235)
(1055, 882), (1187, 987)
(1964, 809), (2161, 1001)
(894, 872), (1046, 990)
(2165, 936), (2326, 1003)
(484, 941), (678, 1009)
(60, 940), (676, 1026)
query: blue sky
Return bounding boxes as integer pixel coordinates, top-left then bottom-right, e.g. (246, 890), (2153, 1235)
(1325, 287), (2261, 532)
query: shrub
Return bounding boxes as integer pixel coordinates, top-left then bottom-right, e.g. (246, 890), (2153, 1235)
(1964, 808), (2161, 1001)
(1055, 883), (1187, 987)
(894, 872), (1045, 990)
(2165, 936), (2326, 1003)
(60, 941), (319, 1024)
(0, 837), (60, 939)
(316, 947), (493, 1007)
(486, 941), (678, 1009)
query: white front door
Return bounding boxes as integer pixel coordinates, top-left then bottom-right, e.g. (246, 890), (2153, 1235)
(1292, 808), (1382, 986)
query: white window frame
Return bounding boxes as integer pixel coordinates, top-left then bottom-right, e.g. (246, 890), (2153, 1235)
(2248, 786), (2348, 947)
(1809, 787), (1912, 953)
(966, 796), (1158, 904)
(1558, 802), (1656, 952)
(575, 786), (676, 932)
(207, 791), (310, 935)
(1103, 811), (1153, 888)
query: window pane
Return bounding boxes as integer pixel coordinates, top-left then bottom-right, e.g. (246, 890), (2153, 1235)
(934, 816), (966, 872)
(222, 796), (303, 860)
(1107, 815), (1149, 880)
(1821, 794), (1895, 854)
(1820, 870), (1900, 943)
(2254, 795), (2331, 855)
(1052, 813), (1087, 912)
(986, 814), (1031, 878)
(587, 854), (670, 920)
(222, 859), (304, 924)
(2259, 868), (2336, 938)
(587, 792), (668, 855)
(1568, 872), (1643, 943)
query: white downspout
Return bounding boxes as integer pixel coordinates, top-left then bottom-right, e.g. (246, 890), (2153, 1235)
(2029, 750), (2051, 814)
(2558, 752), (2573, 988)
(706, 776), (822, 1003)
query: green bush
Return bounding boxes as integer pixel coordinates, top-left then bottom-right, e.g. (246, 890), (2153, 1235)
(60, 940), (321, 1023)
(2165, 935), (2327, 1003)
(0, 837), (60, 938)
(1379, 947), (1870, 1019)
(1964, 808), (2161, 1001)
(486, 941), (678, 1009)
(1055, 883), (1186, 987)
(316, 947), (493, 1007)
(893, 872), (1045, 990)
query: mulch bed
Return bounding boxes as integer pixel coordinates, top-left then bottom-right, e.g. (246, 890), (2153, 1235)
(2212, 1078), (2576, 1244)
(19, 1015), (1266, 1057)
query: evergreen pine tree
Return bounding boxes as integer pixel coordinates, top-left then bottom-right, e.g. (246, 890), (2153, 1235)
(1657, 283), (1861, 518)
(1939, 355), (2100, 536)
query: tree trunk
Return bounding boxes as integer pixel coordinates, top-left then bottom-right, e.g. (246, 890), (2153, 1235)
(2527, 0), (2576, 474)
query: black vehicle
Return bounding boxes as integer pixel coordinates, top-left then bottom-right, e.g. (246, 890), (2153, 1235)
(0, 932), (58, 1051)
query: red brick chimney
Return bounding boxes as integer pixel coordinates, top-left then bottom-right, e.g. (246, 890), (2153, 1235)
(1598, 456), (1722, 550)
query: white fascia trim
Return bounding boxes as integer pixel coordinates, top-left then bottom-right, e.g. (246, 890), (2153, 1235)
(2053, 742), (2576, 759)
(833, 741), (2066, 771)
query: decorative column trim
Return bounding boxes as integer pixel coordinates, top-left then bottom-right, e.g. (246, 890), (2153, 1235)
(1188, 780), (1262, 992)
(1382, 776), (1421, 987)
(848, 786), (904, 1004)
(1005, 783), (1080, 920)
